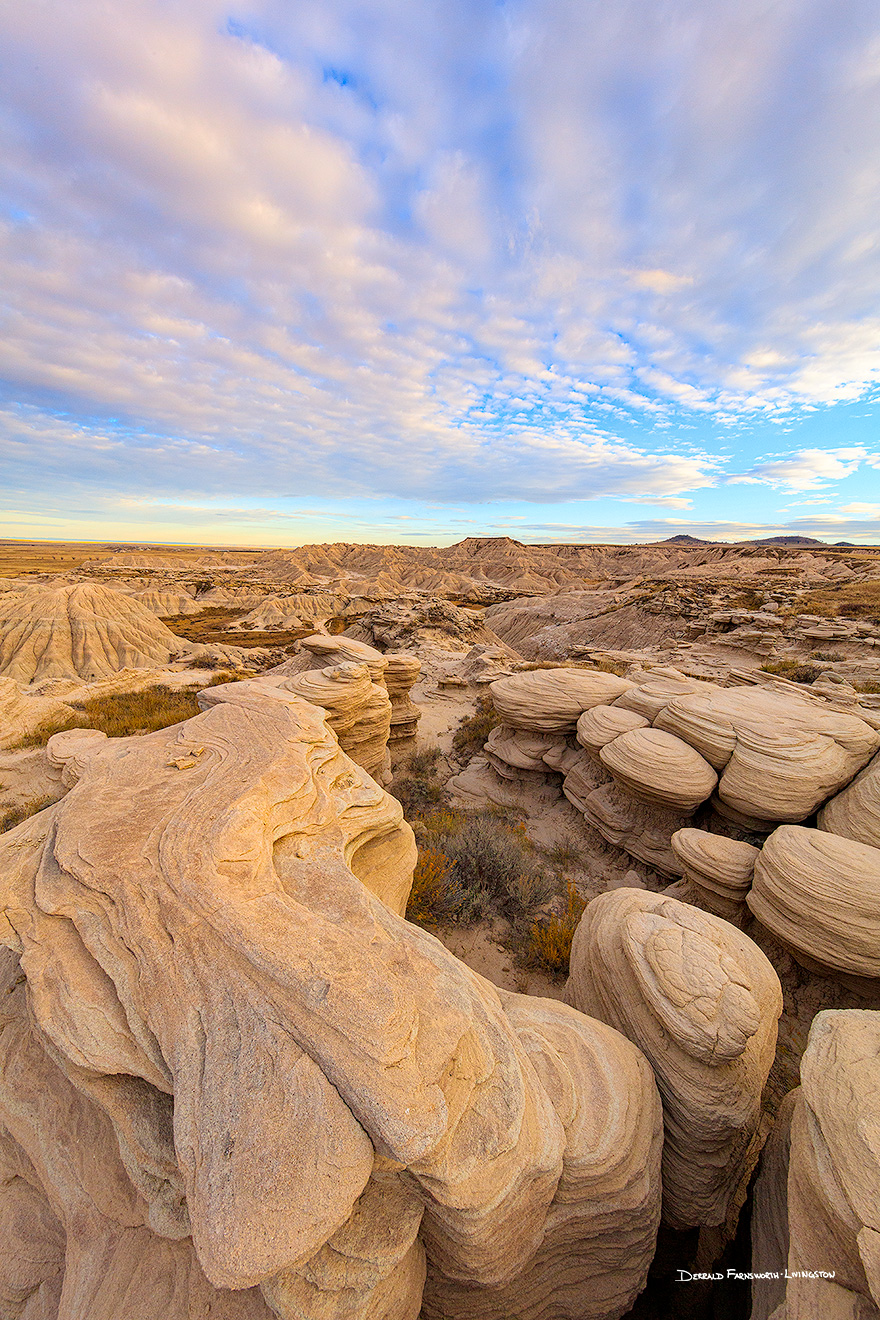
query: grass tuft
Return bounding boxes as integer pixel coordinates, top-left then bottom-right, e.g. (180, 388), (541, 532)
(9, 685), (208, 748)
(760, 659), (822, 684)
(1, 797), (56, 833)
(451, 695), (499, 763)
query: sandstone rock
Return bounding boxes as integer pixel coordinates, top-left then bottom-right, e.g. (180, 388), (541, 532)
(0, 692), (663, 1318)
(301, 633), (389, 684)
(563, 770), (689, 877)
(384, 653), (422, 748)
(780, 1011), (880, 1318)
(599, 727), (718, 812)
(485, 725), (567, 774)
(575, 704), (649, 752)
(748, 825), (880, 978)
(654, 687), (879, 821)
(670, 828), (759, 923)
(819, 748), (880, 849)
(0, 676), (76, 750)
(489, 669), (633, 733)
(0, 584), (183, 684)
(200, 663), (394, 788)
(566, 889), (782, 1230)
(613, 673), (720, 722)
(750, 1089), (797, 1320)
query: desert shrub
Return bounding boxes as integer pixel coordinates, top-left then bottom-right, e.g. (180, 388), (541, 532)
(760, 659), (822, 684)
(452, 695), (498, 763)
(520, 883), (587, 978)
(405, 848), (467, 929)
(10, 716), (87, 750)
(856, 680), (880, 694)
(440, 814), (554, 923)
(810, 650), (845, 661)
(730, 589), (764, 609)
(543, 835), (582, 870)
(390, 745), (447, 814)
(0, 796), (56, 833)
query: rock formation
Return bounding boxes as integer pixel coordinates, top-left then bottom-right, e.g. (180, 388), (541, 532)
(0, 690), (663, 1319)
(670, 828), (759, 924)
(0, 583), (183, 684)
(199, 663), (394, 788)
(769, 1011), (880, 1319)
(819, 747), (880, 849)
(599, 727), (718, 812)
(566, 889), (782, 1230)
(747, 825), (880, 979)
(489, 669), (633, 732)
(0, 676), (75, 750)
(384, 653), (422, 748)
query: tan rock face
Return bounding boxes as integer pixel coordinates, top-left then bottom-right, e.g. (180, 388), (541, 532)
(599, 727), (718, 812)
(779, 1011), (880, 1319)
(576, 704), (649, 752)
(566, 889), (782, 1230)
(0, 692), (663, 1320)
(384, 653), (422, 748)
(200, 662), (395, 788)
(654, 687), (879, 822)
(670, 828), (759, 924)
(0, 676), (76, 750)
(819, 748), (880, 849)
(748, 825), (880, 978)
(0, 583), (182, 684)
(489, 669), (633, 732)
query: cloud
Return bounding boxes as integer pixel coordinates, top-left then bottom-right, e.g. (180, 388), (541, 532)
(2, 0), (880, 523)
(729, 447), (872, 491)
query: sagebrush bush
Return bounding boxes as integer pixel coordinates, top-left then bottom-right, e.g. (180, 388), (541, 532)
(389, 745), (447, 814)
(760, 659), (822, 684)
(521, 883), (587, 978)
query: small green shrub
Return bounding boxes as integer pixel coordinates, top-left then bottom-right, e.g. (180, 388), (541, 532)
(520, 883), (587, 978)
(390, 745), (447, 815)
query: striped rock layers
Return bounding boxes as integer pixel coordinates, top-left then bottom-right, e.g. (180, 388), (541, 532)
(566, 889), (782, 1230)
(0, 691), (663, 1320)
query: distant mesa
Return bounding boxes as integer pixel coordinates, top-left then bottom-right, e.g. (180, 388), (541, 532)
(661, 535), (711, 545)
(750, 536), (825, 546)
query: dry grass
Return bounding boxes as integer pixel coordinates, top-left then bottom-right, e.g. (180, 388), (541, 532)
(791, 581), (880, 620)
(760, 659), (822, 684)
(0, 540), (114, 576)
(520, 883), (587, 979)
(389, 746), (447, 814)
(8, 683), (230, 748)
(161, 607), (314, 650)
(0, 796), (56, 833)
(451, 695), (499, 763)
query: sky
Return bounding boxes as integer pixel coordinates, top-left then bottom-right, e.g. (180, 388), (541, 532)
(3, 0), (880, 547)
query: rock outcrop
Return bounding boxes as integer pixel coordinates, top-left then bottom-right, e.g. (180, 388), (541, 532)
(670, 828), (759, 924)
(0, 676), (76, 750)
(773, 1011), (880, 1319)
(599, 727), (718, 812)
(819, 748), (880, 849)
(384, 653), (422, 749)
(489, 669), (633, 732)
(747, 825), (880, 978)
(566, 889), (782, 1230)
(0, 691), (663, 1320)
(0, 583), (183, 684)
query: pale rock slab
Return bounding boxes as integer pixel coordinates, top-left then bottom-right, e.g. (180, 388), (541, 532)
(383, 653), (422, 748)
(576, 704), (649, 753)
(777, 1011), (880, 1320)
(613, 674), (721, 722)
(748, 825), (880, 978)
(566, 889), (782, 1230)
(0, 693), (663, 1320)
(599, 727), (718, 812)
(0, 677), (76, 751)
(819, 749), (880, 850)
(489, 670), (633, 733)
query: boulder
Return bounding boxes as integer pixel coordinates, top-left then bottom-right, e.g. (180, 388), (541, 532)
(748, 825), (880, 978)
(566, 889), (782, 1230)
(599, 727), (717, 812)
(779, 1011), (880, 1318)
(0, 691), (663, 1320)
(819, 748), (880, 849)
(613, 673), (720, 722)
(384, 653), (422, 748)
(670, 828), (759, 924)
(489, 669), (633, 733)
(575, 704), (649, 753)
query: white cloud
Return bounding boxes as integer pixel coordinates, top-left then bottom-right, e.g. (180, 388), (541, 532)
(729, 447), (871, 491)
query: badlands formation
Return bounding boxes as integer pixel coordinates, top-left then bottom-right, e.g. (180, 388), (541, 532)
(0, 535), (880, 1318)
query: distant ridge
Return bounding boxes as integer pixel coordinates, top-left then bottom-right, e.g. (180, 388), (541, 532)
(750, 536), (825, 547)
(661, 534), (712, 545)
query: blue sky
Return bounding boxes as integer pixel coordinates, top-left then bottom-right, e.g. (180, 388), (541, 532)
(3, 0), (880, 546)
